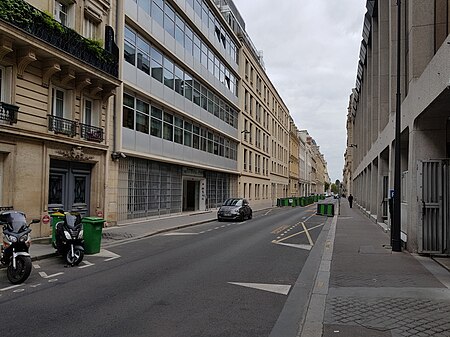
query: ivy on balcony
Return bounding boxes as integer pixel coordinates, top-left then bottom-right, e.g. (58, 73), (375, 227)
(0, 0), (118, 77)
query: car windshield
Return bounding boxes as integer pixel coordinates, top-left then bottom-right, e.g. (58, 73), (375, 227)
(223, 198), (243, 206)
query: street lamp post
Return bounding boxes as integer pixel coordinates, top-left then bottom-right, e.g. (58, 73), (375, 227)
(392, 0), (402, 252)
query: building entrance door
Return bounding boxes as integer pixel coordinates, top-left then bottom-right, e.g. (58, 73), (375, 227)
(183, 179), (199, 212)
(48, 160), (91, 216)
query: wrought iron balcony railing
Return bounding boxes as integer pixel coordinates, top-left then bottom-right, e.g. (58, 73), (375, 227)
(48, 115), (77, 137)
(0, 102), (19, 124)
(0, 0), (118, 77)
(80, 123), (104, 142)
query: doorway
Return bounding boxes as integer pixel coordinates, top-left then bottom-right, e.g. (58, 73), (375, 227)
(183, 179), (200, 211)
(48, 160), (91, 216)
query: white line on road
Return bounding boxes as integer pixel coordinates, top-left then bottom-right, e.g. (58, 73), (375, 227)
(39, 271), (64, 279)
(301, 222), (315, 246)
(228, 282), (291, 295)
(0, 285), (21, 291)
(78, 260), (94, 269)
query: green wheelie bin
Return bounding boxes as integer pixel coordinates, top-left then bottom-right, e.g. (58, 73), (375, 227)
(49, 211), (65, 248)
(82, 217), (105, 254)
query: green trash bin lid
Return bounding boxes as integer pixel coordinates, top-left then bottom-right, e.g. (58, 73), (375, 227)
(82, 217), (105, 222)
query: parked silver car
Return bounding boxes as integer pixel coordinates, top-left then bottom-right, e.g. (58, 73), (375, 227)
(217, 198), (252, 222)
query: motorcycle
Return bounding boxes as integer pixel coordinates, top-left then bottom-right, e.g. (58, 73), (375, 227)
(54, 212), (84, 266)
(0, 211), (40, 284)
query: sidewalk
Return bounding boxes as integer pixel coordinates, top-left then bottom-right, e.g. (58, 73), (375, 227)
(30, 209), (218, 260)
(300, 200), (450, 337)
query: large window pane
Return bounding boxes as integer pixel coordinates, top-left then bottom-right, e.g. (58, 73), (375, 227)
(136, 113), (149, 134)
(124, 41), (135, 65)
(152, 1), (163, 26)
(123, 106), (134, 129)
(151, 118), (162, 137)
(174, 127), (183, 144)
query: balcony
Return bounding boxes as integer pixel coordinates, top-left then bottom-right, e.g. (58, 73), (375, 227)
(0, 102), (19, 125)
(80, 123), (104, 142)
(0, 0), (118, 77)
(48, 115), (77, 137)
(47, 115), (105, 143)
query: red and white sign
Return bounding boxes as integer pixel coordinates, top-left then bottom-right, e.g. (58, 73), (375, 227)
(96, 210), (103, 218)
(42, 214), (50, 224)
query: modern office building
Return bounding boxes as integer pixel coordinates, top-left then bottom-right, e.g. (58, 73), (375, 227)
(347, 1), (450, 254)
(0, 0), (120, 236)
(114, 0), (242, 223)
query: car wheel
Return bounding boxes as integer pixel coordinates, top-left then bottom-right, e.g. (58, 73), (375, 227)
(218, 217), (223, 222)
(248, 212), (252, 220)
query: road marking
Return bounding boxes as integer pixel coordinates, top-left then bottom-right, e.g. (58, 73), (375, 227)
(163, 232), (198, 236)
(93, 249), (121, 261)
(30, 283), (42, 288)
(272, 225), (289, 234)
(265, 209), (272, 216)
(228, 282), (291, 295)
(272, 241), (313, 251)
(275, 222), (324, 244)
(13, 289), (25, 293)
(39, 271), (64, 279)
(0, 285), (21, 291)
(78, 260), (94, 269)
(33, 264), (41, 269)
(301, 222), (314, 246)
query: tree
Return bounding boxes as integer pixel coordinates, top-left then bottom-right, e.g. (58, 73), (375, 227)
(324, 182), (330, 192)
(331, 184), (339, 194)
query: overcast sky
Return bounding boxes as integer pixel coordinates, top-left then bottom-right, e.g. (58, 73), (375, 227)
(232, 0), (367, 182)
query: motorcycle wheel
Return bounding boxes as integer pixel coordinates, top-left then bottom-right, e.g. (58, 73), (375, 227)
(66, 248), (84, 266)
(7, 256), (32, 284)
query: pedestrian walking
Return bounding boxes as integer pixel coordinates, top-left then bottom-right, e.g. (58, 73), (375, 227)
(348, 194), (354, 208)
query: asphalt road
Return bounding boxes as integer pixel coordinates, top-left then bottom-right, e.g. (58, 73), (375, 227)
(0, 205), (326, 337)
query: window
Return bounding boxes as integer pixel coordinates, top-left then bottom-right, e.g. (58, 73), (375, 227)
(164, 3), (175, 37)
(137, 37), (150, 75)
(0, 67), (3, 102)
(184, 122), (192, 147)
(150, 106), (163, 138)
(83, 99), (94, 125)
(151, 47), (163, 82)
(163, 113), (173, 141)
(192, 125), (200, 149)
(52, 87), (67, 118)
(123, 94), (135, 130)
(54, 0), (71, 27)
(243, 149), (247, 171)
(124, 27), (136, 65)
(170, 65), (181, 95)
(83, 17), (98, 40)
(152, 0), (164, 26)
(174, 116), (183, 144)
(136, 99), (149, 134)
(175, 15), (185, 46)
(163, 57), (174, 89)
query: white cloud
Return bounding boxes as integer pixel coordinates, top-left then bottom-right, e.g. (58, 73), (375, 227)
(232, 0), (366, 181)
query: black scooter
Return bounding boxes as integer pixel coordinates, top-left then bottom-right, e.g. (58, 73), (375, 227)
(0, 211), (40, 284)
(54, 212), (84, 266)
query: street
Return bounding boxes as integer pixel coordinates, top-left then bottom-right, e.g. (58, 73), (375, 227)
(0, 205), (325, 337)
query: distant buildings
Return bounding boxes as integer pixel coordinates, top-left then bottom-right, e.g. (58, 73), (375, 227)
(0, 0), (330, 236)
